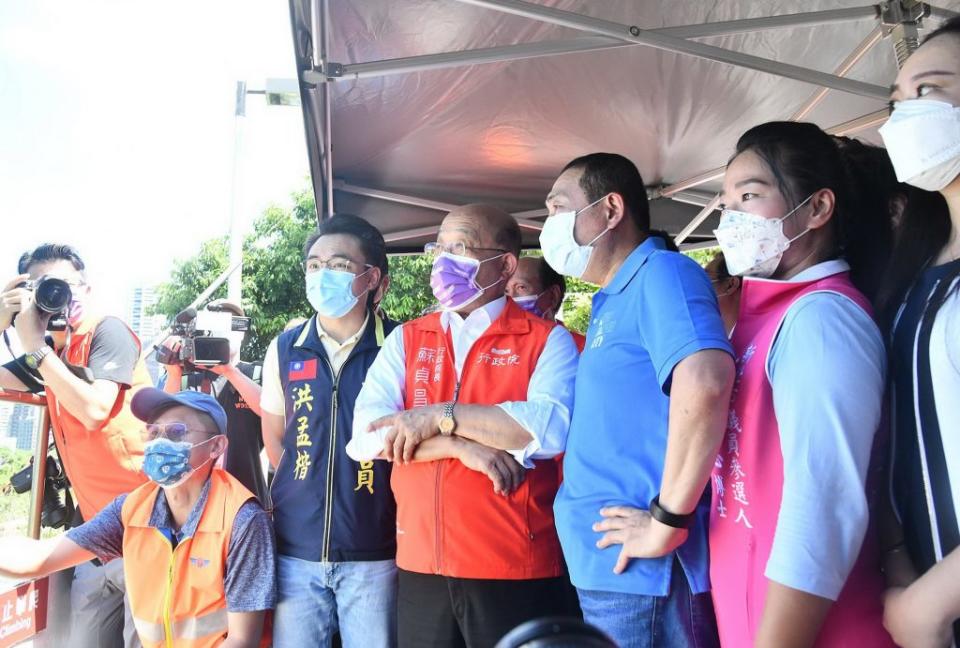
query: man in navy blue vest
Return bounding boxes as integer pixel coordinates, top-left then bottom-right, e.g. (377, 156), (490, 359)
(260, 214), (398, 647)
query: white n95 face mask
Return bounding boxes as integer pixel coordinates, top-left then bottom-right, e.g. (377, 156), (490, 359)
(539, 195), (608, 279)
(879, 99), (960, 192)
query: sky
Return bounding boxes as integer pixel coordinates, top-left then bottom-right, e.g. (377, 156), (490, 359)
(0, 1), (311, 316)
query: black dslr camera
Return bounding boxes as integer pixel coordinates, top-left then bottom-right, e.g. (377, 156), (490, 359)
(9, 455), (74, 530)
(155, 307), (250, 369)
(15, 276), (73, 330)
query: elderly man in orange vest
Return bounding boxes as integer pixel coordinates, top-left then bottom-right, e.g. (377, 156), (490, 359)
(0, 243), (151, 648)
(348, 204), (580, 646)
(0, 388), (276, 648)
(505, 256), (587, 352)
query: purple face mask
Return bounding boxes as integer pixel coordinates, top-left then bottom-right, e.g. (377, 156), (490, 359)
(430, 252), (504, 311)
(512, 294), (544, 317)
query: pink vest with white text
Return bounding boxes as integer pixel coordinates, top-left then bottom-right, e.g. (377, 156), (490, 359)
(709, 271), (893, 648)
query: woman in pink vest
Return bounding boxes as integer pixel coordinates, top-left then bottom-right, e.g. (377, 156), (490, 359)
(709, 121), (896, 647)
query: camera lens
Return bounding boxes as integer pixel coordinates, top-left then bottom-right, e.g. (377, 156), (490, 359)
(34, 277), (72, 314)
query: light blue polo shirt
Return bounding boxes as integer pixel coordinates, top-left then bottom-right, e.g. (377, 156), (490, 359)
(554, 236), (732, 596)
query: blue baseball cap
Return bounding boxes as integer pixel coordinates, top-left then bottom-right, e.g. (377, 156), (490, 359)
(131, 388), (228, 437)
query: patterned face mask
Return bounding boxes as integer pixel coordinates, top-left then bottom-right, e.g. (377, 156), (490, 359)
(142, 436), (219, 489)
(713, 195), (813, 278)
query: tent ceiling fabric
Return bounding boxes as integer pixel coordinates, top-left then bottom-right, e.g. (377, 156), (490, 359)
(288, 0), (960, 250)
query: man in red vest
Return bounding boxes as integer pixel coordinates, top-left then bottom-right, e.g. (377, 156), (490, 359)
(347, 204), (581, 646)
(506, 256), (587, 352)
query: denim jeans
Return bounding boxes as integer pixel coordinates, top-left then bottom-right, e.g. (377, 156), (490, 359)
(576, 559), (719, 648)
(273, 555), (397, 648)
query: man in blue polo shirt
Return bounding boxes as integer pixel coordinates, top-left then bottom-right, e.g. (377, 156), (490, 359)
(541, 153), (735, 648)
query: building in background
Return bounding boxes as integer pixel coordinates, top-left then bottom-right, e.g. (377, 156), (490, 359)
(127, 286), (166, 343)
(6, 404), (37, 451)
(127, 286), (166, 384)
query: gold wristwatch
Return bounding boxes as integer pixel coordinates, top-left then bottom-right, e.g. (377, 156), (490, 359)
(438, 401), (457, 436)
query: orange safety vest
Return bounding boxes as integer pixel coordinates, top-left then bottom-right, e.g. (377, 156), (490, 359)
(46, 316), (150, 520)
(391, 300), (565, 579)
(121, 468), (254, 648)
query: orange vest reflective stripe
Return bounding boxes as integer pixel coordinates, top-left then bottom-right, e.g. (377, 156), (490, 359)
(121, 468), (254, 648)
(391, 300), (564, 579)
(46, 317), (150, 520)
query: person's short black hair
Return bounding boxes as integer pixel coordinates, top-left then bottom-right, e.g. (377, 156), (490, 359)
(561, 153), (650, 232)
(304, 214), (389, 277)
(18, 243), (86, 276)
(534, 256), (566, 296)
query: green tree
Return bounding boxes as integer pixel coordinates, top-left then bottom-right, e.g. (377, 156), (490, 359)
(152, 188), (438, 360)
(152, 189), (317, 360)
(381, 254), (435, 321)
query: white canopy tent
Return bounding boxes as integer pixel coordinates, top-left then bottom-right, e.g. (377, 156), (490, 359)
(285, 0), (960, 252)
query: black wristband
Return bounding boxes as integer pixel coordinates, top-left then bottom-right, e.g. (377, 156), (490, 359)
(649, 494), (695, 529)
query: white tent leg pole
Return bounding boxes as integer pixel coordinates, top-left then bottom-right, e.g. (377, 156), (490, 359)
(449, 0), (888, 99)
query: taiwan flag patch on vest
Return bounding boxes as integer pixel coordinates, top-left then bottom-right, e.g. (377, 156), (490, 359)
(288, 359), (318, 381)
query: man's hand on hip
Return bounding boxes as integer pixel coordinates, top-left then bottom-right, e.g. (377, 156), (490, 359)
(593, 505), (689, 574)
(371, 405), (444, 463)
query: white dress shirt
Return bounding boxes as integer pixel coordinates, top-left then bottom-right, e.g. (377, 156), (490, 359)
(347, 297), (579, 467)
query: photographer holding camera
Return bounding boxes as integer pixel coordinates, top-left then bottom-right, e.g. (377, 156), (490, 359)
(0, 243), (150, 648)
(159, 299), (269, 506)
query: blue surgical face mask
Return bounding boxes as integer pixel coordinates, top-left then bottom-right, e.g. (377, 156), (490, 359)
(142, 436), (218, 489)
(306, 268), (371, 319)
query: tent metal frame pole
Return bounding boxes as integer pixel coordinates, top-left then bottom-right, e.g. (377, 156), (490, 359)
(674, 196), (722, 245)
(315, 0), (335, 218)
(790, 24), (883, 121)
(334, 181), (459, 212)
(662, 16), (889, 200)
(334, 181), (546, 234)
(670, 108), (888, 243)
(930, 5), (960, 19)
(332, 6), (880, 81)
(448, 0), (889, 99)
